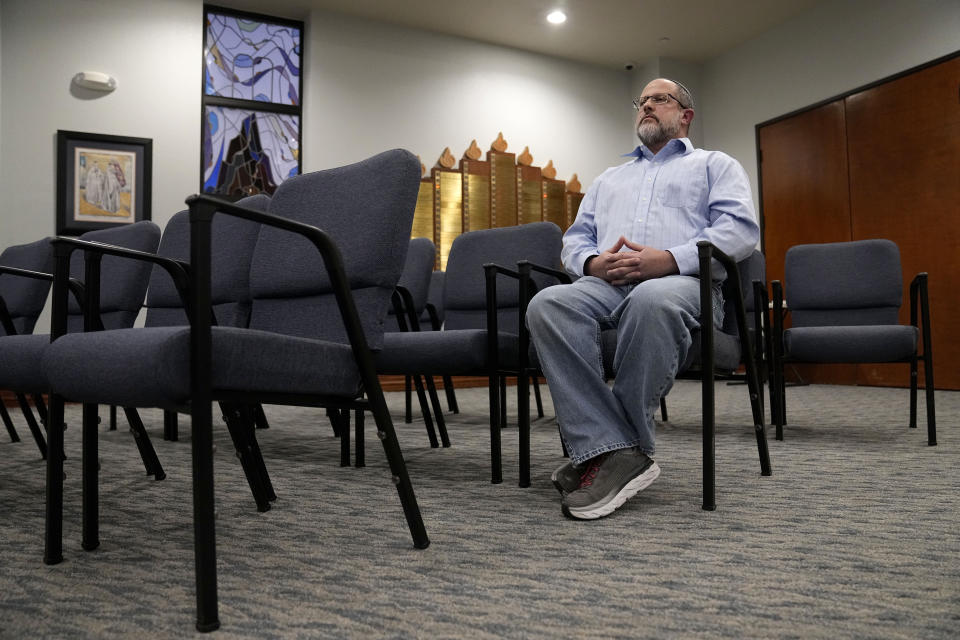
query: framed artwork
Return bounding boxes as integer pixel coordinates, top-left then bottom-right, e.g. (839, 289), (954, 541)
(56, 130), (152, 236)
(202, 5), (303, 198)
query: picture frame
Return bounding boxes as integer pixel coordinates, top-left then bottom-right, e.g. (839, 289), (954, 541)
(56, 130), (152, 235)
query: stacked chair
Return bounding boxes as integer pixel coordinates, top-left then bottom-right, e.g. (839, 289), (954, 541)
(0, 238), (55, 450)
(519, 243), (772, 509)
(375, 221), (564, 485)
(40, 149), (429, 632)
(0, 223), (162, 472)
(769, 238), (935, 444)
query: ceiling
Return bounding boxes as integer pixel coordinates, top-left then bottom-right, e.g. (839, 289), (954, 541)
(222, 0), (823, 68)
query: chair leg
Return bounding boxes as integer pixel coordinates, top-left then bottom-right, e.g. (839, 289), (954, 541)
(489, 374), (502, 484)
(339, 408), (351, 467)
(122, 407), (166, 480)
(239, 405), (276, 502)
(1, 403), (20, 442)
(31, 393), (48, 424)
(16, 392), (46, 459)
(220, 404), (272, 512)
(442, 375), (459, 413)
(404, 375), (413, 423)
(423, 376), (450, 447)
(252, 404), (270, 429)
(190, 400), (220, 632)
(518, 370), (531, 488)
(164, 410), (179, 441)
(354, 407), (365, 468)
(44, 394), (65, 566)
(531, 375), (544, 419)
(659, 396), (669, 422)
(504, 376), (511, 428)
(412, 375), (439, 448)
(82, 403), (100, 551)
(109, 404), (117, 431)
(923, 356), (936, 446)
(909, 358), (918, 429)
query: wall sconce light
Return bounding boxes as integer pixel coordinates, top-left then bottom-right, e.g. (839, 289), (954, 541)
(72, 71), (117, 92)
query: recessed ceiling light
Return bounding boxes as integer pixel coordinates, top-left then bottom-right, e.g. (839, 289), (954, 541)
(546, 10), (567, 25)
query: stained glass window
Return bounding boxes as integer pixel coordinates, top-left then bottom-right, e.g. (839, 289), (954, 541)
(201, 5), (303, 197)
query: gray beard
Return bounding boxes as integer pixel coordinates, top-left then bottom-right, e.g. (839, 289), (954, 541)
(638, 117), (681, 148)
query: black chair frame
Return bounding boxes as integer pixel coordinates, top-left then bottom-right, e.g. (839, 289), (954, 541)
(769, 273), (935, 445)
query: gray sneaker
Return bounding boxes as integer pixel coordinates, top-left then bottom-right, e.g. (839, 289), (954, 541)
(561, 447), (660, 520)
(551, 460), (584, 495)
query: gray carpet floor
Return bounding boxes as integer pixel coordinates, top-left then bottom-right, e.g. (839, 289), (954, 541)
(1, 381), (957, 638)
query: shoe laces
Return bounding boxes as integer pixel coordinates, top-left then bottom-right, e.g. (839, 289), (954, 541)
(577, 455), (605, 489)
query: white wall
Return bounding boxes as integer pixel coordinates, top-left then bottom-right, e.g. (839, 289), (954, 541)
(0, 1), (634, 247)
(302, 9), (631, 186)
(701, 0), (960, 209)
(0, 0), (200, 246)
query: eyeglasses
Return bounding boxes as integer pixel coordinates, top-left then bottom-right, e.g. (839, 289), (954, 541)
(632, 93), (689, 111)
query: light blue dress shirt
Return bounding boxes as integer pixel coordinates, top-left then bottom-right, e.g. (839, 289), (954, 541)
(561, 138), (760, 279)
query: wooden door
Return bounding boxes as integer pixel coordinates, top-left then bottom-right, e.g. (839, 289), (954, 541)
(845, 57), (960, 388)
(758, 100), (857, 385)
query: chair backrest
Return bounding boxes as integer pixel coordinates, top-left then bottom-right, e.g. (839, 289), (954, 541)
(721, 249), (765, 337)
(0, 237), (55, 335)
(66, 221), (162, 332)
(246, 149), (421, 349)
(145, 194), (270, 329)
(785, 238), (902, 327)
(386, 237), (436, 330)
(443, 222), (563, 333)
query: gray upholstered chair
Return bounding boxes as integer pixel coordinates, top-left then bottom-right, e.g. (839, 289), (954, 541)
(375, 221), (564, 486)
(0, 222), (161, 463)
(421, 269), (460, 414)
(770, 238), (935, 445)
(144, 195), (270, 442)
(388, 237), (448, 446)
(0, 237), (55, 446)
(520, 244), (772, 509)
(41, 149), (429, 632)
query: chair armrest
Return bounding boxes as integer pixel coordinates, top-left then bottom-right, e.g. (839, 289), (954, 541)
(482, 263), (522, 372)
(50, 236), (191, 330)
(516, 260), (573, 285)
(0, 263), (86, 338)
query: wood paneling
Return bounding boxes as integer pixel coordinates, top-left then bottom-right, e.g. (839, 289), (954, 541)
(759, 55), (960, 390)
(845, 57), (960, 388)
(759, 100), (858, 386)
(759, 100), (853, 286)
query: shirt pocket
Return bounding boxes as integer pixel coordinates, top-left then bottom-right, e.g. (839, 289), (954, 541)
(658, 176), (706, 208)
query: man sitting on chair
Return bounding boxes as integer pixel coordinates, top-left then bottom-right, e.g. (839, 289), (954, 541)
(526, 78), (759, 520)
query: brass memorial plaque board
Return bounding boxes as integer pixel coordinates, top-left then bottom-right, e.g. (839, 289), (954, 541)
(542, 177), (566, 231)
(412, 179), (436, 245)
(460, 159), (491, 232)
(434, 168), (463, 270)
(488, 151), (517, 228)
(565, 191), (585, 229)
(517, 165), (542, 226)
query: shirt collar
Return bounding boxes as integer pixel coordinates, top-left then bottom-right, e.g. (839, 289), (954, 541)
(625, 137), (693, 160)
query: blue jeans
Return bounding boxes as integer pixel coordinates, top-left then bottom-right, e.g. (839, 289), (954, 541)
(526, 275), (723, 464)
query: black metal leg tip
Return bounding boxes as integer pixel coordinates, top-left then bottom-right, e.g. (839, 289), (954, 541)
(82, 540), (100, 552)
(154, 472), (167, 481)
(43, 554), (64, 565)
(256, 502), (271, 513)
(414, 538), (430, 550)
(701, 503), (716, 511)
(928, 440), (937, 446)
(518, 480), (530, 488)
(196, 620), (221, 633)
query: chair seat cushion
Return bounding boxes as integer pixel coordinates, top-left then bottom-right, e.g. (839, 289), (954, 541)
(0, 334), (51, 391)
(376, 329), (519, 375)
(784, 325), (918, 363)
(42, 326), (361, 411)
